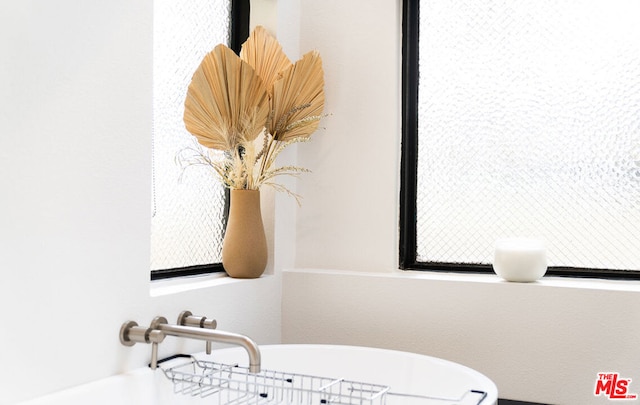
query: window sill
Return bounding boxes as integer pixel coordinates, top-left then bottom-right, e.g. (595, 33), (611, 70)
(150, 272), (272, 297)
(395, 268), (640, 293)
(284, 268), (640, 293)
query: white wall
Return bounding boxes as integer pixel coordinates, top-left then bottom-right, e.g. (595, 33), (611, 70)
(0, 2), (281, 404)
(279, 1), (640, 405)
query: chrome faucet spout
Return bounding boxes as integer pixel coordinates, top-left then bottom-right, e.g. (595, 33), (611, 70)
(151, 319), (261, 373)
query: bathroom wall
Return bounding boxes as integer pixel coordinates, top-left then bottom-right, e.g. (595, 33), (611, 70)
(279, 1), (640, 404)
(0, 2), (282, 404)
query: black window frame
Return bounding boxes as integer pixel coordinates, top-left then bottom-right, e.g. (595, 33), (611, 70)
(151, 0), (250, 281)
(399, 0), (640, 280)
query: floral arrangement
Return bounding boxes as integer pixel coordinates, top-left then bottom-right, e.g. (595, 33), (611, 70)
(180, 26), (325, 201)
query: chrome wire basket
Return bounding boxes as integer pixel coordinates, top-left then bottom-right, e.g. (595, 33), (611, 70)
(158, 355), (488, 405)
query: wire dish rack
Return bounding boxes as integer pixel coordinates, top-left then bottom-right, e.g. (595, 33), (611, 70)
(157, 355), (488, 405)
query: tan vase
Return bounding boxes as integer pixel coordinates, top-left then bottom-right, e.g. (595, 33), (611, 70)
(222, 189), (268, 278)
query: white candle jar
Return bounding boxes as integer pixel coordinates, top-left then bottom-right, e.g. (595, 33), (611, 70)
(492, 238), (547, 282)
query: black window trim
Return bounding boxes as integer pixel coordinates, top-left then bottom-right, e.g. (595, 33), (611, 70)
(151, 0), (250, 281)
(399, 0), (640, 280)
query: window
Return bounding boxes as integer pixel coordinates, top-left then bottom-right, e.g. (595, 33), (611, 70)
(400, 0), (640, 279)
(151, 0), (249, 280)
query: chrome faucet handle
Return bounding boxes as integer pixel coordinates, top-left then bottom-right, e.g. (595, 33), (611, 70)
(177, 311), (217, 354)
(119, 321), (166, 369)
(119, 321), (166, 346)
(177, 310), (217, 329)
(148, 329), (164, 369)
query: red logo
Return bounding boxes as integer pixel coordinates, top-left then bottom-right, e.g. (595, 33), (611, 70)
(595, 373), (638, 400)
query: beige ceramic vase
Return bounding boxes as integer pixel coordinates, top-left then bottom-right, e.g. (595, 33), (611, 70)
(222, 189), (268, 278)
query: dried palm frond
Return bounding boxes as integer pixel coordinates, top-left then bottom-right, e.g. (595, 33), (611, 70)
(270, 50), (325, 141)
(240, 26), (292, 95)
(181, 26), (326, 198)
(184, 44), (270, 151)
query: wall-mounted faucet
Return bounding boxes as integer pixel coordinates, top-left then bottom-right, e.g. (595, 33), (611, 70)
(119, 311), (261, 373)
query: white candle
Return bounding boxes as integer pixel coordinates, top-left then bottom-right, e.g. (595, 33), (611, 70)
(493, 238), (547, 282)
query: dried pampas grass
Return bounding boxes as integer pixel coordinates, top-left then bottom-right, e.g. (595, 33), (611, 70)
(182, 26), (325, 197)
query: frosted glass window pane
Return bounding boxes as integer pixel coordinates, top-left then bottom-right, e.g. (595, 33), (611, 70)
(151, 0), (231, 271)
(416, 0), (640, 270)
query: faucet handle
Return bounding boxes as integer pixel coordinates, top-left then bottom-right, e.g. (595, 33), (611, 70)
(119, 321), (166, 346)
(177, 310), (217, 329)
(177, 311), (217, 354)
(120, 318), (168, 369)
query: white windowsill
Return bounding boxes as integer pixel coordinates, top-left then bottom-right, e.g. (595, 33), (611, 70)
(396, 268), (640, 292)
(150, 272), (272, 297)
(149, 267), (640, 297)
(284, 268), (640, 293)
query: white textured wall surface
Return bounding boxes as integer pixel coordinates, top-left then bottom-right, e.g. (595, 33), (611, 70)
(0, 2), (280, 404)
(293, 0), (401, 272)
(281, 1), (640, 404)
